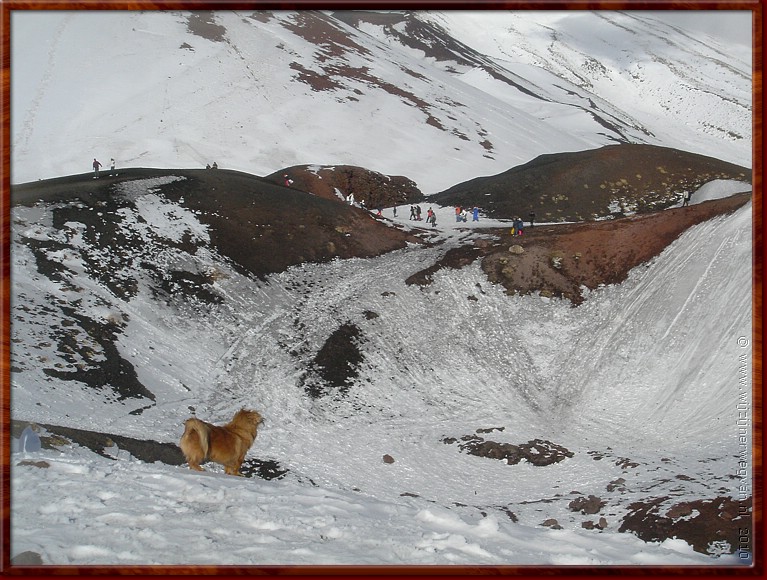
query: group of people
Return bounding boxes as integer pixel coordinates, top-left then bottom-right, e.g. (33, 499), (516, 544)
(510, 212), (537, 235)
(91, 157), (543, 238)
(92, 157), (116, 178)
(347, 193), (367, 208)
(510, 216), (525, 236)
(454, 206), (480, 222)
(406, 205), (437, 227)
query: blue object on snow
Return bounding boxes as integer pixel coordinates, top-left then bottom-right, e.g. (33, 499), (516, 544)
(18, 426), (41, 453)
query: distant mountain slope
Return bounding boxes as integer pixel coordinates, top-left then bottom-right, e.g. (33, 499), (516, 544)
(421, 11), (751, 153)
(431, 144), (751, 221)
(10, 11), (751, 191)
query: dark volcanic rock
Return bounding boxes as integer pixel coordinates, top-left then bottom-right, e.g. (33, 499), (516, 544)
(11, 551), (44, 566)
(42, 305), (154, 403)
(12, 168), (422, 280)
(11, 420), (287, 480)
(301, 322), (365, 399)
(154, 168), (422, 278)
(432, 144), (751, 222)
(445, 435), (574, 466)
(13, 420), (185, 466)
(619, 495), (752, 556)
(10, 167), (422, 419)
(406, 192), (750, 305)
(406, 244), (483, 286)
(480, 192), (751, 304)
(569, 495), (607, 515)
(268, 164), (424, 209)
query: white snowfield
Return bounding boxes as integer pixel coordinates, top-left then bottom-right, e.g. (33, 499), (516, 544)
(9, 177), (752, 566)
(7, 8), (753, 569)
(10, 10), (750, 192)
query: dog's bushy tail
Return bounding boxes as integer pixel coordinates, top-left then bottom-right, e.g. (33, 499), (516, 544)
(179, 417), (210, 465)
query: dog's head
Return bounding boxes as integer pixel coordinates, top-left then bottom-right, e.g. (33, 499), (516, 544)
(234, 408), (263, 426)
(227, 408), (262, 442)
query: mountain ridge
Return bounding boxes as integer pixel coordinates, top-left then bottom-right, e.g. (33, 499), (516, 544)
(11, 10), (750, 190)
(432, 143), (751, 221)
(7, 9), (754, 566)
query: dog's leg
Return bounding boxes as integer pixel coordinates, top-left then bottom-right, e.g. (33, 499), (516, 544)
(225, 456), (246, 476)
(187, 462), (205, 472)
(224, 463), (242, 476)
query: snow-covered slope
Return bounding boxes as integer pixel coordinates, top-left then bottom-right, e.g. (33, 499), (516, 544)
(424, 11), (751, 162)
(6, 8), (754, 568)
(9, 177), (752, 565)
(10, 10), (751, 191)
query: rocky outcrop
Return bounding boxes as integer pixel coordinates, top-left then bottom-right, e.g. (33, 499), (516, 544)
(569, 495), (607, 515)
(12, 168), (423, 282)
(268, 165), (424, 209)
(300, 322), (364, 399)
(619, 496), (752, 556)
(10, 420), (288, 481)
(433, 144), (751, 221)
(443, 433), (574, 466)
(406, 192), (751, 304)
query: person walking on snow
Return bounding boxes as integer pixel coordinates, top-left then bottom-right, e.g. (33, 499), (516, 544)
(472, 207), (479, 221)
(427, 207), (437, 228)
(92, 158), (102, 178)
(110, 158), (116, 175)
(682, 191), (692, 207)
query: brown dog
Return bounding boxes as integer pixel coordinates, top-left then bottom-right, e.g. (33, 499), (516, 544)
(179, 408), (263, 476)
